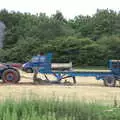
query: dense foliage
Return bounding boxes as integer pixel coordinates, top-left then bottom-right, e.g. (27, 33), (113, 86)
(0, 9), (120, 66)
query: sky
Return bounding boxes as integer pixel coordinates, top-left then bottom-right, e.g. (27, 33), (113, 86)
(0, 0), (120, 19)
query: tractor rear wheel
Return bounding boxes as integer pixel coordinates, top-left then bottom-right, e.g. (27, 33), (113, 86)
(2, 68), (20, 83)
(103, 76), (116, 87)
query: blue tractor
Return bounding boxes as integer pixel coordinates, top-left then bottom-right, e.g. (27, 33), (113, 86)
(22, 62), (33, 73)
(0, 63), (20, 83)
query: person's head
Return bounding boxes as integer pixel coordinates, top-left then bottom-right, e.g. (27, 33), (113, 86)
(40, 52), (44, 56)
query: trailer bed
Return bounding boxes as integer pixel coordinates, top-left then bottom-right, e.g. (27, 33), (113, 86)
(40, 69), (113, 78)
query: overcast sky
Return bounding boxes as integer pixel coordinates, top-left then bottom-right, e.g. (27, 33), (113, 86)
(0, 0), (120, 19)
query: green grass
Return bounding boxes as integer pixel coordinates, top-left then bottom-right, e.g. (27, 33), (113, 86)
(0, 98), (119, 120)
(74, 66), (108, 70)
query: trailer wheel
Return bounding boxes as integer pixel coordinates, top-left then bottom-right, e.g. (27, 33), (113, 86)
(103, 76), (116, 87)
(2, 69), (20, 83)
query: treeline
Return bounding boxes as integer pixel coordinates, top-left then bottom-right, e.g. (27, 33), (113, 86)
(0, 9), (120, 66)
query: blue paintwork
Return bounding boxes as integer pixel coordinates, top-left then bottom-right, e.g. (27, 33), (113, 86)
(22, 53), (120, 82)
(7, 75), (13, 81)
(29, 53), (119, 81)
(22, 53), (52, 72)
(41, 71), (114, 81)
(108, 60), (120, 75)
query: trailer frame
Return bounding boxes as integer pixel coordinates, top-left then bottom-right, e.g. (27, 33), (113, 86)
(30, 53), (120, 87)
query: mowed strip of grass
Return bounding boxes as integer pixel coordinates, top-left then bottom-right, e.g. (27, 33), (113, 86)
(0, 98), (119, 120)
(74, 66), (108, 70)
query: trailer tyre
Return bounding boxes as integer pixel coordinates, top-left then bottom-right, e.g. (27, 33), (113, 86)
(2, 69), (20, 83)
(103, 76), (116, 87)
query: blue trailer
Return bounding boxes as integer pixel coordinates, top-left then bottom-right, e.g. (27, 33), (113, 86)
(30, 53), (120, 87)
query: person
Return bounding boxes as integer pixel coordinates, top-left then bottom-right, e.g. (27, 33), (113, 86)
(39, 52), (46, 63)
(33, 52), (46, 83)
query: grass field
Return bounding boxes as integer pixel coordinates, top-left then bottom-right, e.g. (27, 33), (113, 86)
(0, 70), (120, 119)
(0, 70), (119, 106)
(75, 66), (108, 70)
(0, 98), (120, 120)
